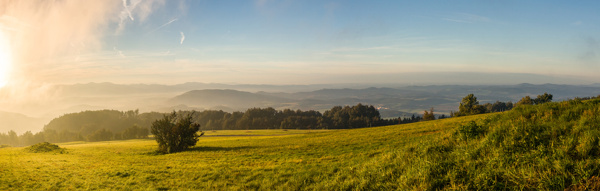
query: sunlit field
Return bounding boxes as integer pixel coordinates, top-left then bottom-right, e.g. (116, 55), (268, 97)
(202, 129), (333, 136)
(3, 98), (600, 190)
(2, 1), (600, 190)
(0, 116), (476, 190)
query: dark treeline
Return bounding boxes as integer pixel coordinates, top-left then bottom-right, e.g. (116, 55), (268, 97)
(452, 92), (561, 117)
(1, 103), (417, 146)
(0, 110), (157, 147)
(3, 92), (577, 147)
(181, 103), (405, 131)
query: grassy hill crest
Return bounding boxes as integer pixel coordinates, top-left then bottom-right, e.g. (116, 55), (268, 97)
(394, 98), (600, 190)
(2, 98), (600, 190)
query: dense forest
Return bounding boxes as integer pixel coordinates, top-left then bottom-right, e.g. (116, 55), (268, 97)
(2, 92), (584, 147)
(0, 104), (417, 146)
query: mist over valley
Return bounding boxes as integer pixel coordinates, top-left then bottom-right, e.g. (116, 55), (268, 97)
(2, 81), (599, 134)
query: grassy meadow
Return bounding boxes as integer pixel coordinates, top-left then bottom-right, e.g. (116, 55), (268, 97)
(201, 129), (332, 136)
(2, 98), (600, 190)
(0, 116), (476, 190)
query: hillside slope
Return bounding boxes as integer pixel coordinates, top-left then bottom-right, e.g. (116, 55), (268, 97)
(390, 98), (600, 190)
(0, 111), (45, 134)
(169, 89), (293, 109)
(2, 98), (600, 190)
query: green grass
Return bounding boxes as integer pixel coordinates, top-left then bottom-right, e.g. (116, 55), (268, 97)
(2, 98), (600, 190)
(202, 129), (332, 136)
(0, 117), (475, 190)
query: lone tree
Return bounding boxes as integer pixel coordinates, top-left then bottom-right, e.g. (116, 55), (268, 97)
(533, 92), (553, 105)
(457, 94), (486, 116)
(423, 108), (435, 121)
(151, 112), (204, 154)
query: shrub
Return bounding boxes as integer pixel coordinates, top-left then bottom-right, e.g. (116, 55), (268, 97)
(151, 112), (204, 154)
(26, 142), (65, 153)
(456, 121), (486, 141)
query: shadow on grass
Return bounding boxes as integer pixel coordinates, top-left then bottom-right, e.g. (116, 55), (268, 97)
(189, 146), (256, 152)
(143, 146), (256, 155)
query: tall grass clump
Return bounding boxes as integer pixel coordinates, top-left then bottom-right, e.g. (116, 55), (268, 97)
(26, 142), (66, 153)
(387, 98), (600, 190)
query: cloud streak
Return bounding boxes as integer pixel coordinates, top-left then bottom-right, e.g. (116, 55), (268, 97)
(113, 47), (125, 57)
(116, 0), (166, 34)
(122, 0), (135, 21)
(149, 18), (178, 33)
(180, 32), (185, 44)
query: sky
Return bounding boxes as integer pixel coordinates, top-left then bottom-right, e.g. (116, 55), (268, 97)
(0, 0), (599, 88)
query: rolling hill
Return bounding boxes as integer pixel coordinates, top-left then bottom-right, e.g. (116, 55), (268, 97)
(2, 82), (600, 134)
(2, 98), (600, 189)
(168, 89), (293, 109)
(0, 111), (45, 134)
(168, 84), (600, 117)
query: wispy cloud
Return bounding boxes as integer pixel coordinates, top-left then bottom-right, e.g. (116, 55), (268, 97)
(443, 13), (490, 24)
(117, 0), (139, 34)
(149, 18), (177, 33)
(122, 0), (135, 21)
(113, 47), (125, 58)
(116, 0), (166, 34)
(572, 21), (583, 26)
(180, 32), (185, 44)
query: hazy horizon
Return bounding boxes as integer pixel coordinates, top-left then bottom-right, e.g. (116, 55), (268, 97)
(2, 1), (600, 188)
(2, 1), (600, 133)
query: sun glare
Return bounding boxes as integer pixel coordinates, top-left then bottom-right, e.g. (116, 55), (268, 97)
(0, 31), (11, 88)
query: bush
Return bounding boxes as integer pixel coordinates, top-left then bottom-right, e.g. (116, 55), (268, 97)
(151, 112), (204, 154)
(456, 121), (486, 141)
(26, 142), (65, 153)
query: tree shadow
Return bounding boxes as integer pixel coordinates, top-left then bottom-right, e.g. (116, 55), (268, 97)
(142, 146), (257, 155)
(189, 146), (257, 152)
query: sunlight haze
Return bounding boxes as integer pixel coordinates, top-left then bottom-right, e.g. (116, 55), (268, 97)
(0, 0), (599, 121)
(3, 1), (600, 189)
(0, 30), (10, 88)
(0, 0), (598, 87)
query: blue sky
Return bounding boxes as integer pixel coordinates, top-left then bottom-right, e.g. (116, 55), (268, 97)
(2, 0), (600, 85)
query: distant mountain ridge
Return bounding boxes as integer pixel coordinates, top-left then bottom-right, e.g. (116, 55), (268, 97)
(56, 82), (342, 95)
(169, 89), (293, 109)
(168, 84), (600, 118)
(0, 111), (45, 134)
(2, 82), (600, 133)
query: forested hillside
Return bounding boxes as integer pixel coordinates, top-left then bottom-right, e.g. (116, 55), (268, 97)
(0, 104), (412, 146)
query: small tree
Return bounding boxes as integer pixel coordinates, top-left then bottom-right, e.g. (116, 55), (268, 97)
(151, 112), (203, 154)
(534, 92), (553, 105)
(423, 108), (435, 121)
(458, 94), (485, 116)
(517, 96), (534, 106)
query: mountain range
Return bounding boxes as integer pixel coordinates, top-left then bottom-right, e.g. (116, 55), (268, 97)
(2, 82), (600, 133)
